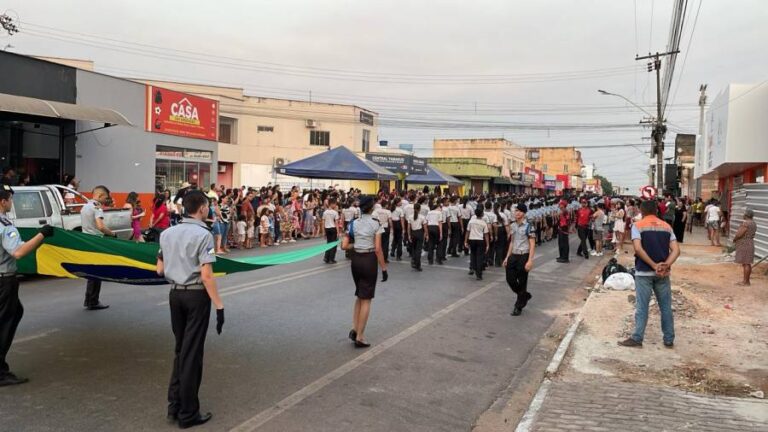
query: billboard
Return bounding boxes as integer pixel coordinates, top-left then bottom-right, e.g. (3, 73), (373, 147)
(146, 85), (218, 141)
(365, 153), (428, 175)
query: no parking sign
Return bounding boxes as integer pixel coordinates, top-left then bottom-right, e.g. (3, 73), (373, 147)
(640, 185), (657, 200)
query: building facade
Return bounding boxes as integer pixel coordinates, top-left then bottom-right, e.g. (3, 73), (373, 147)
(525, 146), (584, 194)
(695, 83), (768, 224)
(432, 138), (525, 177)
(0, 52), (217, 214)
(138, 80), (379, 190)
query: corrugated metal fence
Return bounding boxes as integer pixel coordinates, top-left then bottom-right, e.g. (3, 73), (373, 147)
(731, 183), (768, 259)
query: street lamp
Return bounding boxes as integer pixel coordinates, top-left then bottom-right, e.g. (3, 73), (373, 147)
(598, 89), (663, 191)
(597, 89), (654, 118)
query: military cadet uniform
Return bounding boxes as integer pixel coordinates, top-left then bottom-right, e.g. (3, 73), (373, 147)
(0, 197), (51, 386)
(349, 213), (385, 299)
(158, 218), (218, 426)
(407, 212), (426, 271)
(506, 212), (536, 315)
(0, 213), (25, 385)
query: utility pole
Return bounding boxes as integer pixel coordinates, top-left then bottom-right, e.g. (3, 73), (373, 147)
(636, 51), (678, 192)
(696, 84), (707, 198)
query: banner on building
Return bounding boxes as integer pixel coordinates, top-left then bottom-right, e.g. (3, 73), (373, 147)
(146, 86), (218, 141)
(365, 153), (428, 175)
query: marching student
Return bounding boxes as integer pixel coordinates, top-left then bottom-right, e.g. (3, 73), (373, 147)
(465, 206), (489, 280)
(407, 203), (428, 271)
(502, 203), (536, 316)
(425, 202), (444, 265)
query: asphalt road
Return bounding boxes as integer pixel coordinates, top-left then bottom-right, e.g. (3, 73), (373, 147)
(0, 234), (599, 432)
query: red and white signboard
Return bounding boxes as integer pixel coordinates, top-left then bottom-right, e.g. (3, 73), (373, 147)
(145, 86), (218, 141)
(640, 185), (657, 199)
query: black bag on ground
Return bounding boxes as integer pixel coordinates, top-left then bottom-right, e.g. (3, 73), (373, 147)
(602, 258), (628, 282)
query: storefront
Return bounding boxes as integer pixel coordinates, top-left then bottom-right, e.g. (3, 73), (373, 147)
(1, 52), (218, 220)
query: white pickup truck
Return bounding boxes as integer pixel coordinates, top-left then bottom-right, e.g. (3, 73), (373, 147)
(8, 185), (133, 239)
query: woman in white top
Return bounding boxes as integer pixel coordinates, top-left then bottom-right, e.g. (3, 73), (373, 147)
(465, 207), (490, 280)
(407, 203), (428, 271)
(705, 199), (722, 246)
(390, 198), (405, 260)
(612, 202), (626, 253)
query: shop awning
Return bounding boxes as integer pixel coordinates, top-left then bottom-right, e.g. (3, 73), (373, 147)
(277, 146), (397, 180)
(406, 164), (463, 185)
(0, 92), (133, 126)
(492, 176), (513, 185)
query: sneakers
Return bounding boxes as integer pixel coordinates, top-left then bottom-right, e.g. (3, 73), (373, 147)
(664, 341), (674, 348)
(617, 338), (643, 348)
(590, 250), (598, 256)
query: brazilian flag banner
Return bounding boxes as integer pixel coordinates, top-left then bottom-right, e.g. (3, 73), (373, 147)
(17, 227), (339, 285)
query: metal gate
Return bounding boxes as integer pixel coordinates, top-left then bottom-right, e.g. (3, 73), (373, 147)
(731, 183), (768, 259)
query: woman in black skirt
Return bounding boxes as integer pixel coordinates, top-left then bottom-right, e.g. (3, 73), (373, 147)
(342, 196), (388, 348)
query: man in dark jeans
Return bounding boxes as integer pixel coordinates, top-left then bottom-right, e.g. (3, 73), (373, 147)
(575, 199), (592, 259)
(556, 200), (571, 263)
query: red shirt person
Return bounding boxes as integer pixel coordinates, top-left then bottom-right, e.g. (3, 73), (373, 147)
(575, 200), (592, 259)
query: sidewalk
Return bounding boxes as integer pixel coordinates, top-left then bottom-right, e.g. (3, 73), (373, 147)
(524, 226), (768, 431)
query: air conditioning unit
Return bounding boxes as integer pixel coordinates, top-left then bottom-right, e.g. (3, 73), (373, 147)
(305, 119), (318, 128)
(274, 157), (286, 167)
(217, 165), (227, 173)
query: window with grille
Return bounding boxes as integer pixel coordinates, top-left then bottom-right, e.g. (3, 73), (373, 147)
(310, 130), (330, 146)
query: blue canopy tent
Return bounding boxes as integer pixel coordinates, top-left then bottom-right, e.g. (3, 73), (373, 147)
(405, 164), (463, 185)
(276, 146), (397, 180)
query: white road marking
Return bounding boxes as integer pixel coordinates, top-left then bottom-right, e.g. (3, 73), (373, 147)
(14, 328), (60, 344)
(228, 280), (500, 432)
(156, 263), (349, 306)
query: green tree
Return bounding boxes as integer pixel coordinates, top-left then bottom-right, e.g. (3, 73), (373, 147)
(593, 174), (613, 196)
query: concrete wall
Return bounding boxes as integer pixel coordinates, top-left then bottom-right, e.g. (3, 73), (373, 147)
(525, 147), (583, 177)
(0, 51), (76, 103)
(75, 71), (218, 195)
(432, 138), (524, 175)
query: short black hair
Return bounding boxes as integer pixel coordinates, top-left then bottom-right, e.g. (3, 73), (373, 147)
(640, 199), (658, 216)
(0, 185), (14, 201)
(183, 190), (209, 215)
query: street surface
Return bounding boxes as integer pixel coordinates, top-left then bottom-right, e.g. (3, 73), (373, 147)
(0, 236), (597, 431)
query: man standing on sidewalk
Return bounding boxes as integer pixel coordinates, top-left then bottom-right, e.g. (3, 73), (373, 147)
(619, 199), (680, 348)
(502, 203), (536, 316)
(556, 200), (571, 263)
(575, 199), (592, 260)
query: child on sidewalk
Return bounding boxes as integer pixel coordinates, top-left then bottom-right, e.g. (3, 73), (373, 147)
(259, 208), (271, 248)
(246, 217), (256, 249)
(236, 215), (247, 249)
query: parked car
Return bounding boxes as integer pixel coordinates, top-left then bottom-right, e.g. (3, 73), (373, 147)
(8, 185), (133, 239)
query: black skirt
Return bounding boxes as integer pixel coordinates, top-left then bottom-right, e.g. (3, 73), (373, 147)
(351, 251), (378, 299)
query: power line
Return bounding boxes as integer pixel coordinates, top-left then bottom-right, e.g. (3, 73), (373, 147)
(668, 0), (701, 112)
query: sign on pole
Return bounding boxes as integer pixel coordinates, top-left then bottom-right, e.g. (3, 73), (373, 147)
(640, 185), (657, 200)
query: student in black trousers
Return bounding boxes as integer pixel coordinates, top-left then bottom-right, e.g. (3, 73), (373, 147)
(465, 207), (490, 280)
(408, 203), (427, 271)
(556, 200), (571, 263)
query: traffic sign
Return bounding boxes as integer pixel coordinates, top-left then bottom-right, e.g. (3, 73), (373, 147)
(640, 185), (657, 199)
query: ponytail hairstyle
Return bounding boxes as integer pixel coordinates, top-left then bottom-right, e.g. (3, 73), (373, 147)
(413, 202), (422, 216)
(494, 202), (502, 219)
(461, 197), (469, 209)
(391, 197), (401, 211)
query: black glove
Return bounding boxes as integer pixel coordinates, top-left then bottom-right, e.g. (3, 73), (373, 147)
(216, 309), (225, 334)
(39, 225), (54, 238)
(381, 270), (388, 282)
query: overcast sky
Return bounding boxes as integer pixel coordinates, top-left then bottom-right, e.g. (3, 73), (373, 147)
(2, 0), (766, 192)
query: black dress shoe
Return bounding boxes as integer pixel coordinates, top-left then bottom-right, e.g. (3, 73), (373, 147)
(511, 307), (522, 316)
(354, 340), (371, 348)
(468, 270), (475, 275)
(86, 303), (110, 310)
(348, 329), (357, 341)
(476, 274), (483, 280)
(178, 412), (212, 429)
(415, 267), (423, 272)
(0, 372), (29, 387)
(167, 413), (178, 424)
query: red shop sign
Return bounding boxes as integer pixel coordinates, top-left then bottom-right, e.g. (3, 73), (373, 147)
(145, 86), (218, 141)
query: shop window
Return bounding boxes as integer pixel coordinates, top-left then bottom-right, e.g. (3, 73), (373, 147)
(564, 164), (569, 173)
(542, 164), (548, 172)
(219, 117), (237, 144)
(258, 126), (274, 133)
(362, 129), (370, 152)
(310, 131), (330, 146)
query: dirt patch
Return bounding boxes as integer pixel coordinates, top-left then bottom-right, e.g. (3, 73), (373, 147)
(565, 229), (768, 397)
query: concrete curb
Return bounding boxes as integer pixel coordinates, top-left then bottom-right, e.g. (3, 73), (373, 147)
(514, 279), (598, 432)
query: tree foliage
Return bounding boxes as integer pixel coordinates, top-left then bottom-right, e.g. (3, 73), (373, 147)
(593, 174), (613, 196)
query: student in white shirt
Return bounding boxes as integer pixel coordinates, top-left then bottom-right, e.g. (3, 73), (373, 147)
(459, 197), (473, 256)
(323, 198), (340, 264)
(377, 200), (392, 262)
(390, 198), (405, 261)
(407, 203), (428, 271)
(425, 202), (444, 265)
(448, 196), (463, 257)
(465, 206), (490, 280)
